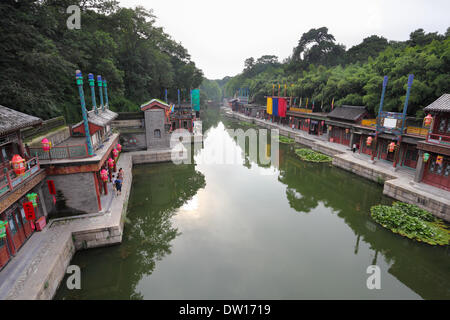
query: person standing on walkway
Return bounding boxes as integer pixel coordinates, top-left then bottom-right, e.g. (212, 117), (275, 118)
(352, 143), (357, 153)
(118, 168), (124, 181)
(114, 176), (122, 196)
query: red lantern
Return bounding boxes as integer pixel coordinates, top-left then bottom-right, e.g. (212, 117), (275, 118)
(107, 157), (114, 169)
(116, 143), (122, 152)
(436, 155), (444, 166)
(424, 114), (433, 127)
(388, 142), (396, 153)
(345, 128), (350, 134)
(366, 136), (373, 146)
(112, 148), (119, 159)
(10, 154), (26, 176)
(100, 169), (108, 182)
(41, 138), (52, 151)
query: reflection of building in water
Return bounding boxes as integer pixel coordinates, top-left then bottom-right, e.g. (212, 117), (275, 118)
(274, 147), (450, 299)
(56, 162), (206, 299)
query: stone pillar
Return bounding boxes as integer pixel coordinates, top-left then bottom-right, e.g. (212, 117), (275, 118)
(349, 131), (355, 148)
(37, 184), (48, 218)
(414, 150), (425, 182)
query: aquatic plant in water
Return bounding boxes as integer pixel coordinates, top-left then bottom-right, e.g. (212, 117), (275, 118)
(370, 202), (450, 246)
(294, 148), (332, 162)
(279, 136), (295, 144)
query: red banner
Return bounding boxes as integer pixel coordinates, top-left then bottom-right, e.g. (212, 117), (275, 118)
(47, 180), (56, 195)
(23, 202), (35, 220)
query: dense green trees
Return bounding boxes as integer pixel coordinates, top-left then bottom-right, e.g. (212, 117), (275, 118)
(225, 27), (449, 118)
(0, 0), (203, 122)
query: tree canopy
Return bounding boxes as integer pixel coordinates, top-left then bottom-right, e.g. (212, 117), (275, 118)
(225, 26), (450, 118)
(0, 0), (203, 123)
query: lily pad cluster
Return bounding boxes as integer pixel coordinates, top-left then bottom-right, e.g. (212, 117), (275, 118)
(370, 202), (450, 246)
(294, 148), (332, 162)
(278, 136), (295, 144)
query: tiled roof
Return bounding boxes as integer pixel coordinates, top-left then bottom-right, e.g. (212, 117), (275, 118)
(140, 99), (170, 111)
(73, 108), (118, 129)
(424, 94), (450, 112)
(0, 105), (42, 136)
(327, 105), (367, 122)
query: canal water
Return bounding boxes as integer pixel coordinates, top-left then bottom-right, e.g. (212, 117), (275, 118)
(55, 108), (450, 300)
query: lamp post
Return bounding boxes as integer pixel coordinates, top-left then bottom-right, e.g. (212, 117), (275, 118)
(75, 70), (94, 156)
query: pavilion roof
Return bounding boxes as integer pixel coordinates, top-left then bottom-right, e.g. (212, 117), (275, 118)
(424, 94), (450, 113)
(0, 105), (42, 136)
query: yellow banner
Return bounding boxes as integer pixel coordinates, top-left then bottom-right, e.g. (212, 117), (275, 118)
(267, 97), (273, 115)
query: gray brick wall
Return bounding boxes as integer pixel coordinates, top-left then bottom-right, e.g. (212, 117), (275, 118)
(46, 172), (99, 216)
(144, 109), (170, 149)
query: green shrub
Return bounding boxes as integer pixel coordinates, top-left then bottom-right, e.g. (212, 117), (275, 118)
(279, 136), (295, 144)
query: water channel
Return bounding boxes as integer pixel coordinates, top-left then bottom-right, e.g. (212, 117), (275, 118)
(55, 108), (450, 300)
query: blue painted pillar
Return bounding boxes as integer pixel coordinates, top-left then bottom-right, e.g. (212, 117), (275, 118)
(97, 75), (104, 111)
(75, 70), (94, 156)
(103, 78), (109, 109)
(177, 89), (180, 105)
(376, 76), (389, 129)
(372, 76), (388, 161)
(165, 89), (168, 103)
(88, 73), (98, 115)
(401, 74), (414, 134)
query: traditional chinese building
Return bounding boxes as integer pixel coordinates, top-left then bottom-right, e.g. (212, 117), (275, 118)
(30, 72), (120, 217)
(326, 105), (369, 147)
(287, 107), (328, 136)
(415, 94), (450, 190)
(71, 108), (117, 148)
(0, 105), (48, 269)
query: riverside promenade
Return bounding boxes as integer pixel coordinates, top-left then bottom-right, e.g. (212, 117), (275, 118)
(223, 105), (450, 221)
(0, 149), (176, 300)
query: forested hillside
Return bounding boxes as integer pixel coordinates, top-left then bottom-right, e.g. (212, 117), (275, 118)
(225, 27), (450, 118)
(0, 0), (203, 123)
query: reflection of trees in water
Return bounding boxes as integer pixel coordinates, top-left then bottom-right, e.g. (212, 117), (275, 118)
(273, 145), (450, 299)
(55, 162), (206, 300)
(121, 163), (206, 298)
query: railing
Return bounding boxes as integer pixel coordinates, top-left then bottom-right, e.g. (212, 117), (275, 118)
(289, 107), (312, 113)
(405, 126), (428, 137)
(29, 144), (89, 160)
(427, 133), (450, 145)
(116, 112), (144, 120)
(0, 157), (40, 197)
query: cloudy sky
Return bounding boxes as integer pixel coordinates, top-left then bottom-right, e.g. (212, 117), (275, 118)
(119, 0), (449, 80)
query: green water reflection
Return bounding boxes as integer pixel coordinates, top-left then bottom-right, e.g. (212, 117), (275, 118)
(55, 108), (450, 300)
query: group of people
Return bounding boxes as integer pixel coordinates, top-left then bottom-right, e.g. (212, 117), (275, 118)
(112, 168), (124, 196)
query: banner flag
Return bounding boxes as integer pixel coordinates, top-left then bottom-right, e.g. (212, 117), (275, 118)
(267, 97), (273, 115)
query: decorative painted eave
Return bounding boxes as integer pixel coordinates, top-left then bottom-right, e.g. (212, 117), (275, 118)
(140, 99), (170, 111)
(0, 105), (42, 136)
